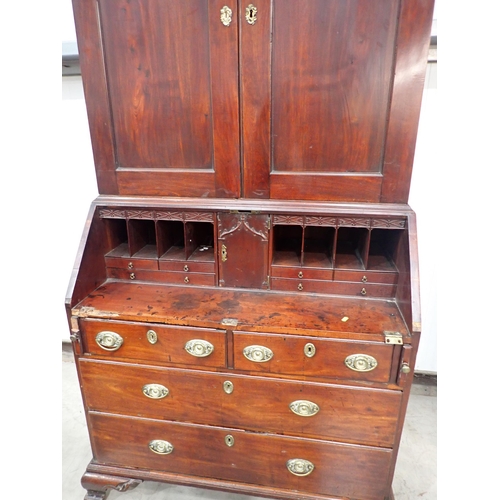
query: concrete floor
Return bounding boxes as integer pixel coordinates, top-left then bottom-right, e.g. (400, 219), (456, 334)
(62, 348), (436, 500)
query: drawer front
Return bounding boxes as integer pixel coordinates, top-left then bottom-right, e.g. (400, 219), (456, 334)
(334, 269), (398, 285)
(233, 332), (395, 383)
(79, 359), (401, 447)
(271, 278), (395, 297)
(107, 268), (216, 286)
(105, 256), (159, 271)
(80, 319), (226, 368)
(159, 260), (215, 273)
(89, 412), (392, 500)
(271, 266), (333, 280)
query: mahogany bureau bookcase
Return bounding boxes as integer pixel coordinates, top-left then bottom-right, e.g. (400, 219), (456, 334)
(66, 1), (434, 499)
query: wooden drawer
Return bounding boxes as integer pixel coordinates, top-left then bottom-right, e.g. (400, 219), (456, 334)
(271, 278), (395, 298)
(271, 266), (333, 281)
(107, 268), (216, 286)
(334, 269), (398, 285)
(89, 412), (393, 500)
(158, 260), (215, 273)
(233, 332), (397, 383)
(80, 319), (226, 368)
(79, 359), (402, 447)
(105, 256), (159, 271)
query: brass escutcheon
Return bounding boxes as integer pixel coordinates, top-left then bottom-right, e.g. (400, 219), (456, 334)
(221, 244), (228, 262)
(147, 329), (158, 344)
(304, 342), (316, 358)
(223, 380), (234, 394)
(225, 435), (235, 447)
(246, 4), (257, 24)
(220, 5), (232, 26)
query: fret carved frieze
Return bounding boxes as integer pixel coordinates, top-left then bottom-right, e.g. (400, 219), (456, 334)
(273, 215), (304, 226)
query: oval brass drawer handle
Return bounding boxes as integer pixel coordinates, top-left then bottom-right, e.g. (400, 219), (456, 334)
(148, 440), (173, 455)
(243, 345), (273, 363)
(142, 384), (169, 399)
(185, 339), (214, 357)
(95, 331), (123, 351)
(345, 353), (378, 372)
(289, 400), (320, 417)
(286, 458), (315, 477)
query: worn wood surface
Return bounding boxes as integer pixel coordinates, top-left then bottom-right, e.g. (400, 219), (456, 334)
(73, 281), (410, 342)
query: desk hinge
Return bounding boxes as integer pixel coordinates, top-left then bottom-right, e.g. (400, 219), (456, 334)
(384, 331), (403, 345)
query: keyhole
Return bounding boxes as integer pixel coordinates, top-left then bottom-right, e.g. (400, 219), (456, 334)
(304, 343), (316, 358)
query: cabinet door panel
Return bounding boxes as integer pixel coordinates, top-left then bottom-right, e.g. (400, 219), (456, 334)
(241, 0), (400, 201)
(77, 0), (240, 197)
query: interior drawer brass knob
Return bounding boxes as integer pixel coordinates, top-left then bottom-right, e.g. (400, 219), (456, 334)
(298, 271), (303, 278)
(95, 331), (123, 351)
(345, 353), (378, 372)
(297, 283), (304, 291)
(286, 458), (315, 477)
(243, 345), (273, 362)
(185, 339), (214, 357)
(289, 400), (320, 417)
(148, 440), (173, 455)
(142, 384), (169, 399)
(184, 265), (189, 272)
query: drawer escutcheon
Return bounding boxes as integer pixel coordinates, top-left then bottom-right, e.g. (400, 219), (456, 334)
(142, 384), (169, 399)
(146, 329), (158, 344)
(148, 440), (174, 455)
(345, 353), (378, 372)
(287, 458), (315, 477)
(95, 331), (123, 351)
(289, 400), (320, 417)
(243, 345), (274, 363)
(185, 339), (214, 357)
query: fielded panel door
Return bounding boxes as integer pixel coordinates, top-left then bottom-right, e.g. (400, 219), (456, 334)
(74, 0), (241, 198)
(240, 0), (433, 203)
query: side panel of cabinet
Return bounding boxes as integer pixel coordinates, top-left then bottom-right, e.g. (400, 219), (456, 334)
(73, 0), (240, 197)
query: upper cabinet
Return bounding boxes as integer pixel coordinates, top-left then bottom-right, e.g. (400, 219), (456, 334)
(74, 0), (433, 202)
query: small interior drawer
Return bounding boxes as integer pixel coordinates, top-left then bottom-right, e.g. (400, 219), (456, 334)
(334, 269), (398, 285)
(159, 260), (215, 273)
(233, 332), (397, 383)
(271, 266), (333, 281)
(106, 268), (216, 286)
(80, 319), (226, 368)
